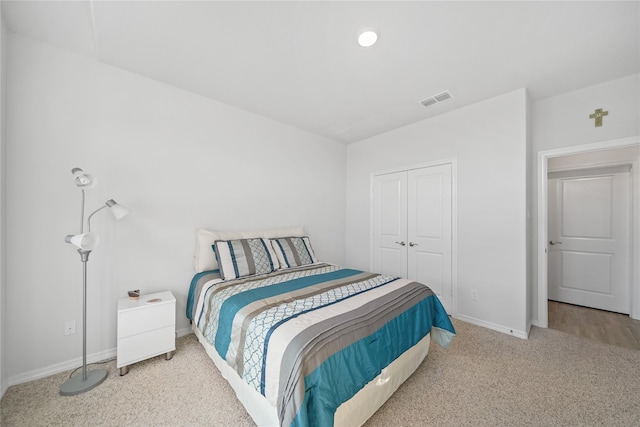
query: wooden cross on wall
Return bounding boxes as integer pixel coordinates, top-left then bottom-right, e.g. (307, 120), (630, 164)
(589, 108), (609, 127)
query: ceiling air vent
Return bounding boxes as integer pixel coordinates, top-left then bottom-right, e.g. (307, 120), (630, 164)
(434, 90), (452, 102)
(420, 90), (453, 108)
(420, 97), (437, 107)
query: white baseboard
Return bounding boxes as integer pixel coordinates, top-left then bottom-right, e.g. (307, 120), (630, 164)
(7, 328), (194, 389)
(7, 347), (116, 388)
(1, 378), (8, 399)
(176, 326), (192, 337)
(455, 314), (529, 339)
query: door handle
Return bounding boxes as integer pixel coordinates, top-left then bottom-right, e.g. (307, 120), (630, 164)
(549, 241), (563, 246)
(409, 242), (418, 247)
(395, 241), (406, 246)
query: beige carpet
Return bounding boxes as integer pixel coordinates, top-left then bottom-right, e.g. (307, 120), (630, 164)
(2, 318), (639, 426)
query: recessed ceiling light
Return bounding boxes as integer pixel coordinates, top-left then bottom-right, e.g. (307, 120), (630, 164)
(358, 28), (379, 47)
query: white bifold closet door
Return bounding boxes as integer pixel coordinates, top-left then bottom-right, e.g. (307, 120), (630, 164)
(372, 164), (452, 312)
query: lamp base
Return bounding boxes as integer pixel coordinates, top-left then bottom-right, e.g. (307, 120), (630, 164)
(60, 368), (108, 396)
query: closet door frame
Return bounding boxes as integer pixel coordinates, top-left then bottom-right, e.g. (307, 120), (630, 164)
(370, 158), (458, 316)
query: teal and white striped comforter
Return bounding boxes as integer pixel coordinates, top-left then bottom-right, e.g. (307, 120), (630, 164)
(190, 263), (455, 427)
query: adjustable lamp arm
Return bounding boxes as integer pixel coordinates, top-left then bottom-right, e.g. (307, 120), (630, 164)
(80, 189), (86, 234)
(87, 205), (108, 233)
(87, 199), (130, 232)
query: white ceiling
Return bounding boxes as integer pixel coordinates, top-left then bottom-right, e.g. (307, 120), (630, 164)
(2, 1), (639, 143)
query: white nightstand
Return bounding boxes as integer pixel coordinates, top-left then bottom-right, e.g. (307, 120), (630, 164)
(117, 291), (176, 376)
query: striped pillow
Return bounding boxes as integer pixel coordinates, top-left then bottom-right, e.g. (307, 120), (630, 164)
(213, 238), (277, 280)
(271, 237), (318, 269)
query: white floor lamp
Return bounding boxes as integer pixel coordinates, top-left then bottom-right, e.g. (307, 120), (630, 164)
(60, 168), (130, 396)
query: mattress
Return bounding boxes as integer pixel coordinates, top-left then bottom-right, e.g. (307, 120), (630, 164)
(188, 262), (455, 426)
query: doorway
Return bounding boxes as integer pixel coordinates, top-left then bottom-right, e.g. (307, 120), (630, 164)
(537, 136), (640, 328)
(548, 166), (631, 314)
(547, 300), (640, 350)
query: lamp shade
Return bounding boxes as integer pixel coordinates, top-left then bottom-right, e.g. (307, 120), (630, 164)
(105, 199), (130, 220)
(65, 232), (99, 251)
(71, 168), (96, 188)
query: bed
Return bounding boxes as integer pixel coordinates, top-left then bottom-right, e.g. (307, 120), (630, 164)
(187, 227), (455, 427)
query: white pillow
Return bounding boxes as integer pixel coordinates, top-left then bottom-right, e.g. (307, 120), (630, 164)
(194, 226), (305, 272)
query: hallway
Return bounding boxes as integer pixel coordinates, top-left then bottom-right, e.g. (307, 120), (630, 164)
(548, 300), (640, 350)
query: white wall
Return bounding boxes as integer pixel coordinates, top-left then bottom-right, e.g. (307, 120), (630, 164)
(346, 89), (529, 337)
(530, 74), (640, 325)
(4, 34), (346, 384)
(533, 74), (639, 152)
(0, 5), (7, 399)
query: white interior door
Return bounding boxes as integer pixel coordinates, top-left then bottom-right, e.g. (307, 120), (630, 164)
(548, 167), (631, 314)
(408, 165), (452, 312)
(372, 171), (408, 278)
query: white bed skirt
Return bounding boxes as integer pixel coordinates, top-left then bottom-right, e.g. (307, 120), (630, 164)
(193, 325), (431, 426)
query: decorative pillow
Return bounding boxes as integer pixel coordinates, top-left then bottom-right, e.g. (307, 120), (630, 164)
(271, 236), (318, 269)
(193, 226), (305, 272)
(213, 238), (278, 280)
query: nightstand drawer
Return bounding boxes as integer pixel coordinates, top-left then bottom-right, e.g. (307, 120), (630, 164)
(117, 326), (175, 368)
(118, 302), (174, 338)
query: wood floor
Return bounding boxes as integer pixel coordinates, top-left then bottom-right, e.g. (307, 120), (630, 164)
(548, 300), (640, 350)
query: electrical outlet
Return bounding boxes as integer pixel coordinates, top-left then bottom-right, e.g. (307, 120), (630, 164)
(64, 320), (76, 336)
(471, 289), (479, 301)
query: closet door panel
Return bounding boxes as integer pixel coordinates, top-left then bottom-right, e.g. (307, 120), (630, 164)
(408, 165), (452, 311)
(372, 172), (408, 278)
(415, 252), (443, 295)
